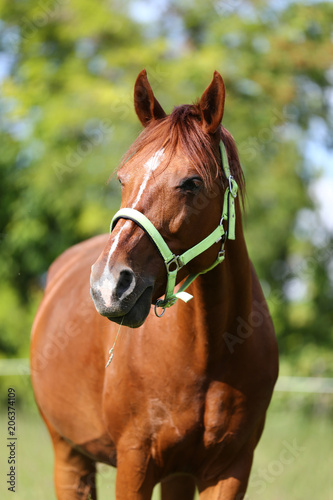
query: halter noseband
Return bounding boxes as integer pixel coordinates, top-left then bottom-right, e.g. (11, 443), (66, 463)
(110, 141), (238, 317)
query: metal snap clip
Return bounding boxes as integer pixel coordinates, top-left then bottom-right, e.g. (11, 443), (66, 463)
(154, 300), (166, 317)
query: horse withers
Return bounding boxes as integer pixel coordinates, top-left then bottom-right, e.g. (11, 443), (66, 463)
(31, 70), (278, 500)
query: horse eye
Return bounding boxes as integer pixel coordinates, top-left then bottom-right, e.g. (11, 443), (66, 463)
(179, 177), (203, 193)
(118, 177), (124, 189)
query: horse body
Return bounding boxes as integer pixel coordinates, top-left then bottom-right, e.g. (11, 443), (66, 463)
(31, 71), (278, 499)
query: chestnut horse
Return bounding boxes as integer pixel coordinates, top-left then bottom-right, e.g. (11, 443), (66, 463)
(31, 70), (278, 500)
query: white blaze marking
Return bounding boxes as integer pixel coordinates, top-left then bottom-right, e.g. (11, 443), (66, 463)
(98, 221), (131, 307)
(130, 148), (165, 209)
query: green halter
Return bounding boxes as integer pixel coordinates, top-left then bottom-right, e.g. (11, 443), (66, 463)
(110, 141), (238, 317)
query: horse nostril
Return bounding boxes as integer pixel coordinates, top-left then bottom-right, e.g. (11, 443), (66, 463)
(115, 268), (135, 300)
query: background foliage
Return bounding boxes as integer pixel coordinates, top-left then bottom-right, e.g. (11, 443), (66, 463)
(0, 0), (332, 397)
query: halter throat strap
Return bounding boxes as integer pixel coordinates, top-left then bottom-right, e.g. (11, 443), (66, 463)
(110, 141), (238, 317)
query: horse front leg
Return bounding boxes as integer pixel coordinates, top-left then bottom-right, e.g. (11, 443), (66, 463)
(47, 421), (97, 500)
(115, 442), (155, 500)
(198, 447), (253, 500)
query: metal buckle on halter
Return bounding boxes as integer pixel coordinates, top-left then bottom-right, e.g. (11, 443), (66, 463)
(228, 175), (238, 198)
(165, 255), (183, 273)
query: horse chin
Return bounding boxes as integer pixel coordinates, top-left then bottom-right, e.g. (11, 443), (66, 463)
(106, 287), (153, 328)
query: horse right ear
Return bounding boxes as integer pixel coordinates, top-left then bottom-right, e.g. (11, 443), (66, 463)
(200, 71), (225, 134)
(134, 69), (167, 127)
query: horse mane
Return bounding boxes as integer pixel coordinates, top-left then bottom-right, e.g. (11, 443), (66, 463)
(120, 103), (245, 205)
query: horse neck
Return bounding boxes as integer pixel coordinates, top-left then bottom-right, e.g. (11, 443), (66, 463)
(182, 202), (252, 359)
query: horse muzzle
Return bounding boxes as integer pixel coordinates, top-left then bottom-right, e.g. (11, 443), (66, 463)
(90, 264), (154, 328)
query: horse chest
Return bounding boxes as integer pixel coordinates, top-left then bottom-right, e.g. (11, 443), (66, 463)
(138, 380), (248, 479)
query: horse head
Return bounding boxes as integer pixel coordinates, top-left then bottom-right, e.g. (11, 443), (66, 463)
(90, 70), (241, 327)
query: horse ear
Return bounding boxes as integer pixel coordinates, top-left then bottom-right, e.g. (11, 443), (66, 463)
(134, 69), (167, 127)
(200, 71), (225, 134)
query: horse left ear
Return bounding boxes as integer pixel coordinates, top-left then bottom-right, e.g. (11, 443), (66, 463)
(200, 71), (225, 134)
(134, 69), (167, 127)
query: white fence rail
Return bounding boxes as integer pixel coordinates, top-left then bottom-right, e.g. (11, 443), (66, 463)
(275, 375), (333, 394)
(1, 359), (333, 394)
(0, 358), (30, 376)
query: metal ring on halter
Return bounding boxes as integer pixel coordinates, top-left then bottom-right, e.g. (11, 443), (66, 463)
(154, 300), (166, 317)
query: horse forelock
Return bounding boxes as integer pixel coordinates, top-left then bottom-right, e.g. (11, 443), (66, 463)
(119, 103), (245, 204)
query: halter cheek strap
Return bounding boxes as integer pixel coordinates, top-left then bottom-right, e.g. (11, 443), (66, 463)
(110, 141), (238, 317)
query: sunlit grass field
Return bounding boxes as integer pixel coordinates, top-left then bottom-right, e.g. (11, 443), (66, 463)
(1, 394), (332, 500)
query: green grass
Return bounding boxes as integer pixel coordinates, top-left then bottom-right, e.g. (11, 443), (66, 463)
(0, 393), (332, 499)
